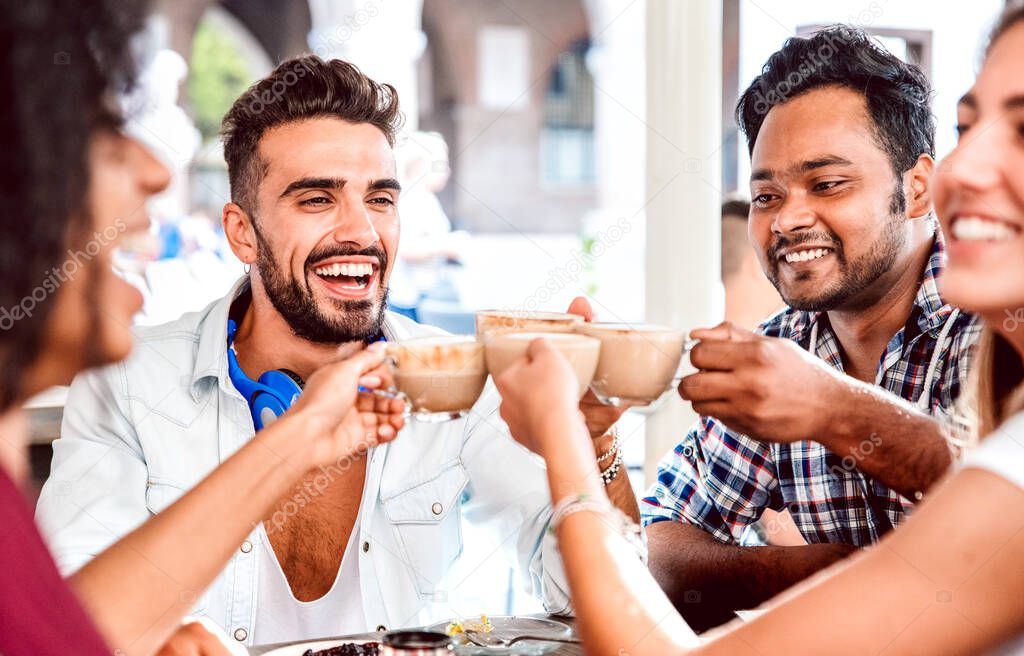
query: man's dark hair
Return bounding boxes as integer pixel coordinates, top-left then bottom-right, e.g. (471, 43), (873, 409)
(221, 55), (404, 217)
(736, 25), (935, 180)
(0, 0), (146, 410)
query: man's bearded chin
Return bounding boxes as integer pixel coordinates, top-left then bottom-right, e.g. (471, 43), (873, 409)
(254, 241), (389, 345)
(766, 220), (904, 312)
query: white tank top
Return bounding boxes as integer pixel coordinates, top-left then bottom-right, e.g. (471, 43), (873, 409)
(252, 510), (367, 644)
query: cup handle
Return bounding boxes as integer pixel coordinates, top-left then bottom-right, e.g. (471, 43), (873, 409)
(671, 338), (699, 386)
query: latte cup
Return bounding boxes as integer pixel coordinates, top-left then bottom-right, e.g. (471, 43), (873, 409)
(576, 322), (687, 407)
(484, 332), (601, 398)
(475, 310), (583, 340)
(387, 335), (487, 422)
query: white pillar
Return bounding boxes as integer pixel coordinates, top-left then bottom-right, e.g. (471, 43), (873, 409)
(583, 0), (646, 216)
(307, 0), (426, 130)
(578, 0), (647, 323)
(643, 0), (723, 481)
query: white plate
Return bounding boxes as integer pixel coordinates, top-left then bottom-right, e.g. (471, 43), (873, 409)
(261, 638), (377, 656)
(423, 616), (573, 654)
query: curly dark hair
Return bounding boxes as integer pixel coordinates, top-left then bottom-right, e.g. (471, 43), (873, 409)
(736, 25), (935, 184)
(221, 55), (404, 218)
(0, 0), (147, 410)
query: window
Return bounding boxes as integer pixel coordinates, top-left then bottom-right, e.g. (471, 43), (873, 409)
(540, 39), (596, 186)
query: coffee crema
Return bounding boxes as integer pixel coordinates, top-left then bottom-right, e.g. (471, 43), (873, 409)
(484, 332), (600, 398)
(474, 310), (583, 339)
(577, 322), (686, 406)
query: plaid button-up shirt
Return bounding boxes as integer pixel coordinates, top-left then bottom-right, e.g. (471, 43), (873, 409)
(641, 235), (982, 546)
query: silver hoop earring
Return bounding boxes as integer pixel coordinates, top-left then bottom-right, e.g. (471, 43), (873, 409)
(243, 263), (251, 274)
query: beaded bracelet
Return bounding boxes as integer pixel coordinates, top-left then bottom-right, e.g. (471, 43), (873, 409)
(600, 450), (623, 486)
(549, 494), (648, 562)
(596, 428), (621, 465)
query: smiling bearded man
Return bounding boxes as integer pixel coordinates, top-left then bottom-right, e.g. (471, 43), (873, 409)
(641, 26), (983, 633)
(36, 55), (638, 646)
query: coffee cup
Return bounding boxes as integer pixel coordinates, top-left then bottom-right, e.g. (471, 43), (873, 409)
(475, 310), (583, 340)
(387, 335), (487, 421)
(484, 332), (601, 398)
(576, 322), (686, 407)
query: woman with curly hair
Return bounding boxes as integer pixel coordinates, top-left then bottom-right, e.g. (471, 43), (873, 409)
(0, 1), (404, 654)
(493, 5), (1024, 654)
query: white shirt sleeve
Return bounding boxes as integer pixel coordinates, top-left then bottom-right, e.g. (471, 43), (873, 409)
(458, 384), (572, 614)
(963, 411), (1024, 490)
(35, 363), (151, 574)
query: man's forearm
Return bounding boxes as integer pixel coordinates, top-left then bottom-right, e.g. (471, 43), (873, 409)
(821, 377), (952, 498)
(647, 521), (857, 632)
(70, 413), (320, 656)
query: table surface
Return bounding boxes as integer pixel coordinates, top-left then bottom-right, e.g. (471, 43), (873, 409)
(249, 616), (582, 655)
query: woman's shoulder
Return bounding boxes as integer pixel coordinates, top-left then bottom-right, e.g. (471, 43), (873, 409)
(0, 469), (111, 654)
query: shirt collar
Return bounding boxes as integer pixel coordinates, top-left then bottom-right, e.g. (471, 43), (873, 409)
(189, 277), (408, 399)
(190, 276), (251, 399)
(909, 228), (954, 337)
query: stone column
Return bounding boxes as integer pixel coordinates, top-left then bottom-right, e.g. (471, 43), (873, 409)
(307, 0), (427, 130)
(643, 0), (723, 480)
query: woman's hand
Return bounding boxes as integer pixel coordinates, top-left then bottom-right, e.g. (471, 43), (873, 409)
(286, 343), (406, 468)
(493, 337), (583, 455)
(155, 621), (234, 655)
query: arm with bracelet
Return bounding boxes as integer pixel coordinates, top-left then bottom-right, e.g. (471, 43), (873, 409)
(491, 336), (1024, 656)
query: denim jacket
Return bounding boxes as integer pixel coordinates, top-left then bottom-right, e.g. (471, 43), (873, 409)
(35, 279), (569, 646)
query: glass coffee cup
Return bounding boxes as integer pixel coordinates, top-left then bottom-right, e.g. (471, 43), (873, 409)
(387, 335), (487, 422)
(484, 332), (601, 399)
(576, 322), (688, 407)
(474, 310), (583, 340)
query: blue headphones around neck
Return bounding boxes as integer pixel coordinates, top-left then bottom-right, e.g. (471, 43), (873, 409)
(226, 319), (304, 431)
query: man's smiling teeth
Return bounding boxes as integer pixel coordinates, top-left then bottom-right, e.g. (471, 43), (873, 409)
(952, 216), (1018, 242)
(313, 262), (374, 277)
(784, 248), (831, 264)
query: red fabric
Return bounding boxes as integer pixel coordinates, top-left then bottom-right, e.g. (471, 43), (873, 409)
(0, 468), (109, 655)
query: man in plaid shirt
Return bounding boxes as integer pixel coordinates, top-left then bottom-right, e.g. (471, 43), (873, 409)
(642, 27), (982, 631)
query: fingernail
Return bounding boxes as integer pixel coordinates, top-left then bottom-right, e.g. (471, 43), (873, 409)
(359, 375), (382, 387)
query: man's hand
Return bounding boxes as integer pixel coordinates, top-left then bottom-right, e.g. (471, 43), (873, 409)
(567, 297), (627, 439)
(678, 321), (841, 443)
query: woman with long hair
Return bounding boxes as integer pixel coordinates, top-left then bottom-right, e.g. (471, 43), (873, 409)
(493, 5), (1024, 654)
(0, 1), (403, 654)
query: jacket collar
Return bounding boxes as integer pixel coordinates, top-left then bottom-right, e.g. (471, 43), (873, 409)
(190, 277), (250, 400)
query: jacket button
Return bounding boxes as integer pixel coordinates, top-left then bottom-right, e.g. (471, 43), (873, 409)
(233, 628), (248, 642)
(362, 541), (370, 553)
(376, 625), (387, 632)
(240, 540), (253, 554)
(431, 502), (443, 515)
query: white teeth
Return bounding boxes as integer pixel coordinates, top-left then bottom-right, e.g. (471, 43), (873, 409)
(952, 216), (1018, 242)
(313, 262), (375, 277)
(784, 248), (830, 264)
